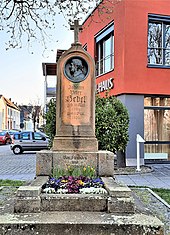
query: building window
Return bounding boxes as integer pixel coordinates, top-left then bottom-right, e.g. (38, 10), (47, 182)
(95, 22), (114, 76)
(148, 14), (170, 67)
(144, 96), (170, 160)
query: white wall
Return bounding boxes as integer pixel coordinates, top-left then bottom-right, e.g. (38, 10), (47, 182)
(0, 98), (6, 130)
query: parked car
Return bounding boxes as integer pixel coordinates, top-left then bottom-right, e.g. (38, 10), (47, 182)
(0, 131), (12, 145)
(10, 131), (49, 154)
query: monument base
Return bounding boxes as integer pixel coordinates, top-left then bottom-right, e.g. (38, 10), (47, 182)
(7, 176), (164, 235)
(36, 150), (115, 177)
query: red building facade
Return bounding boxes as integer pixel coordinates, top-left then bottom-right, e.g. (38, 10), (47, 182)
(80, 0), (170, 165)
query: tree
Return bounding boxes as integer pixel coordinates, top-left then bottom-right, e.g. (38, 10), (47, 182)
(95, 95), (129, 168)
(44, 98), (56, 147)
(31, 105), (41, 132)
(0, 0), (121, 50)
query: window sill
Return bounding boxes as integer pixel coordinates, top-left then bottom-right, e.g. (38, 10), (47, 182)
(147, 64), (170, 69)
(96, 68), (114, 79)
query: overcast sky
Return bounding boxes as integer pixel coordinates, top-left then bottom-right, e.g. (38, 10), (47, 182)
(0, 14), (73, 106)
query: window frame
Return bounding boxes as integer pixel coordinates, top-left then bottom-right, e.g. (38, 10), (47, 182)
(33, 132), (44, 141)
(148, 14), (170, 68)
(95, 22), (114, 77)
(20, 132), (31, 140)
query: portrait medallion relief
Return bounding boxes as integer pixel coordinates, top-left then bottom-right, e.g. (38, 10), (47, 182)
(64, 56), (89, 83)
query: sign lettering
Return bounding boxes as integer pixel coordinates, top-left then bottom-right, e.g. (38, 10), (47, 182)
(96, 78), (114, 94)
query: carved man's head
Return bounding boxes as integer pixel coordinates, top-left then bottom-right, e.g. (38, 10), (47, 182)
(71, 59), (83, 72)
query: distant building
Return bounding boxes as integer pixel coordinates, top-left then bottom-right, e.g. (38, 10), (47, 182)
(42, 49), (66, 114)
(19, 105), (42, 131)
(0, 95), (20, 130)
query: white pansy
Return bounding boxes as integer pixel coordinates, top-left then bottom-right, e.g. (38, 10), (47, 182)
(56, 188), (68, 194)
(42, 187), (56, 194)
(80, 187), (108, 194)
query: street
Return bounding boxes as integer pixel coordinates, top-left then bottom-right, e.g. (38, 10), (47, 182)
(0, 145), (36, 181)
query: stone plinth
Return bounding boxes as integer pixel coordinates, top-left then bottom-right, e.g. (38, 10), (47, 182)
(53, 152), (98, 172)
(36, 150), (115, 177)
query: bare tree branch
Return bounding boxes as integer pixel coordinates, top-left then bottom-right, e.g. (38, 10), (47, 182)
(0, 0), (121, 50)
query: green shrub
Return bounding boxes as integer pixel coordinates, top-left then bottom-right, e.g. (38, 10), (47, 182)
(95, 94), (129, 153)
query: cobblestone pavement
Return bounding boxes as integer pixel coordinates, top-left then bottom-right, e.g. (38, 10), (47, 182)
(115, 164), (170, 189)
(0, 145), (36, 181)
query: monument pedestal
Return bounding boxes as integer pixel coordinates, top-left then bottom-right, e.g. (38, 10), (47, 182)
(36, 150), (115, 177)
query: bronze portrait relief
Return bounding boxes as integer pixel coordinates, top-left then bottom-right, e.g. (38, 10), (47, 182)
(64, 56), (89, 83)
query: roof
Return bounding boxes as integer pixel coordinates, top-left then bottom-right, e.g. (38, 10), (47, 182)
(42, 63), (57, 76)
(56, 49), (66, 61)
(1, 96), (19, 110)
(18, 105), (33, 113)
(42, 49), (66, 76)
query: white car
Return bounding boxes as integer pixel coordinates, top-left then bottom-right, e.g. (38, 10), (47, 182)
(10, 131), (49, 154)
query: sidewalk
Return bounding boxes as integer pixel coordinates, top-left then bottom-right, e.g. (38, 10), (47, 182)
(115, 164), (170, 189)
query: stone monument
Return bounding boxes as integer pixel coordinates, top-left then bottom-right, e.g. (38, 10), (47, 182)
(0, 20), (163, 235)
(36, 20), (114, 177)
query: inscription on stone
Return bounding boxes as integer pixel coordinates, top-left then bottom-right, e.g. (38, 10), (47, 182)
(62, 81), (91, 125)
(63, 154), (88, 166)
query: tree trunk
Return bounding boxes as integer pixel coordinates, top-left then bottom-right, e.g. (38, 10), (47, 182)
(116, 150), (126, 168)
(33, 119), (36, 132)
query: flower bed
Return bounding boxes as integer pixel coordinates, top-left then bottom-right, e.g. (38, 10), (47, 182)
(42, 176), (107, 194)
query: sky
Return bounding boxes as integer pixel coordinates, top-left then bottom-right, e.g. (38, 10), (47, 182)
(0, 14), (74, 106)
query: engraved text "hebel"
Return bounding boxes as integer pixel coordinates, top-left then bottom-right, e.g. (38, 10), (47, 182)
(66, 95), (86, 103)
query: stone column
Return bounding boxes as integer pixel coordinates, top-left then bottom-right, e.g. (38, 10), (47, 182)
(53, 43), (98, 152)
